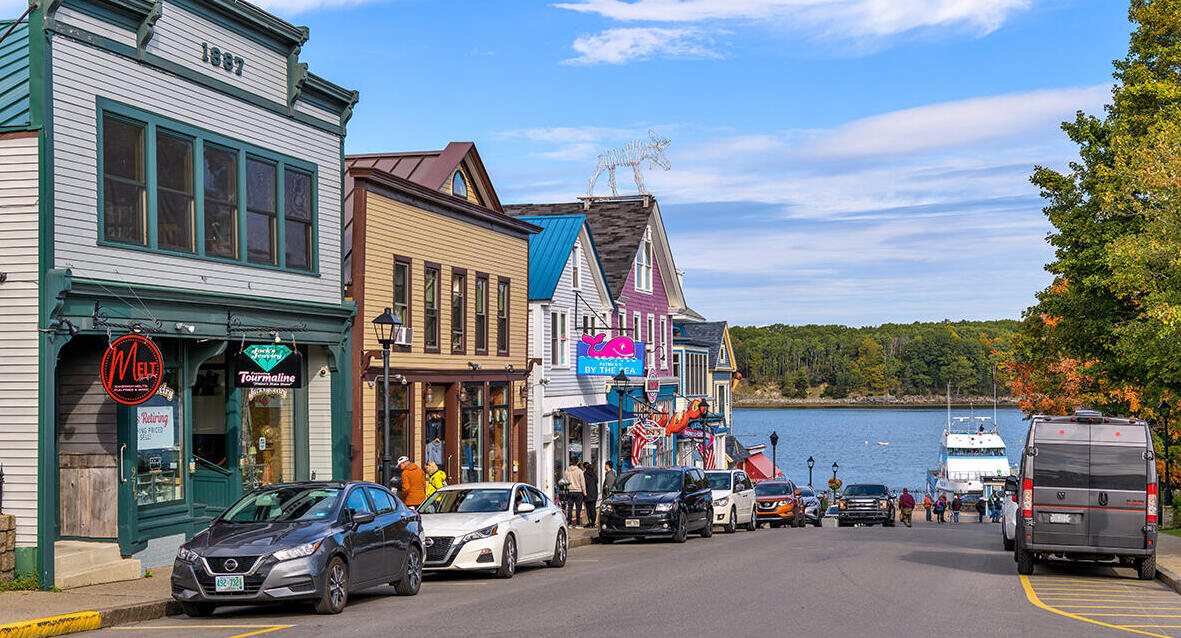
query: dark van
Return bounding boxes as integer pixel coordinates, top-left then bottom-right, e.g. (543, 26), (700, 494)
(1012, 409), (1158, 579)
(598, 467), (714, 543)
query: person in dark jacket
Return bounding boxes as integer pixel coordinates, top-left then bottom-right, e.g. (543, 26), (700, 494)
(975, 496), (986, 523)
(898, 488), (916, 527)
(582, 461), (599, 528)
(603, 461), (618, 496)
(951, 494), (963, 524)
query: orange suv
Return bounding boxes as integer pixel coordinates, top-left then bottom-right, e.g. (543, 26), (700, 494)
(754, 480), (805, 528)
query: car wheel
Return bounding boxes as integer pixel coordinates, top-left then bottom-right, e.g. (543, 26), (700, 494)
(546, 529), (568, 568)
(1136, 554), (1156, 581)
(392, 545), (422, 596)
(672, 512), (688, 543)
(314, 557), (349, 614)
(723, 508), (737, 534)
(745, 510), (758, 531)
(495, 535), (517, 579)
(181, 602), (216, 618)
(1003, 533), (1015, 552)
(701, 508), (714, 538)
(1016, 548), (1035, 575)
(812, 516), (822, 528)
(884, 515), (895, 527)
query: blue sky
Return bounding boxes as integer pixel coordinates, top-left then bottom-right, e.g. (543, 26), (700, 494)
(34, 0), (1139, 326)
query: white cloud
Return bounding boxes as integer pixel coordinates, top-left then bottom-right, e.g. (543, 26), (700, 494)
(494, 126), (637, 143)
(563, 27), (723, 65)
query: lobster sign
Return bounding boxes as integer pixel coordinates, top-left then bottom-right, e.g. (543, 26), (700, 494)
(577, 334), (644, 377)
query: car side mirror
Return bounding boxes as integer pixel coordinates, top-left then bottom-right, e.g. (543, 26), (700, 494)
(351, 511), (375, 525)
(517, 502), (536, 514)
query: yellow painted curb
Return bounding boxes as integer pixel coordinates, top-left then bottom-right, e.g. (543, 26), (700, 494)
(0, 612), (101, 638)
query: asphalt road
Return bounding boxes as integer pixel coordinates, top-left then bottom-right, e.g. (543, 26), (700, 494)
(93, 523), (1180, 638)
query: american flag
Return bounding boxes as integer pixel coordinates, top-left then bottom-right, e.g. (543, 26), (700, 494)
(703, 431), (717, 469)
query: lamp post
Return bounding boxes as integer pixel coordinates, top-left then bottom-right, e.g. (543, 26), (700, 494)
(613, 371), (630, 469)
(1162, 399), (1172, 506)
(371, 307), (401, 487)
(832, 461), (840, 500)
(770, 431), (779, 479)
(698, 401), (711, 469)
(807, 456), (815, 488)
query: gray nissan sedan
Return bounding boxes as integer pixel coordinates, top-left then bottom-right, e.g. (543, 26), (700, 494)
(171, 481), (424, 616)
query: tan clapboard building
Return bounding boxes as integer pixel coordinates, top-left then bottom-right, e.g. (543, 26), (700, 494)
(344, 144), (540, 485)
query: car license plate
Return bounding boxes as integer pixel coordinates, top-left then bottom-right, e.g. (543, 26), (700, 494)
(625, 518), (640, 527)
(1049, 513), (1071, 524)
(215, 575), (244, 592)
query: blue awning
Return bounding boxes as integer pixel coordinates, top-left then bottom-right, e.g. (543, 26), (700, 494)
(560, 404), (634, 424)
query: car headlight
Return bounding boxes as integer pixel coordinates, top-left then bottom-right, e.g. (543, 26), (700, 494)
(176, 547), (200, 563)
(272, 540), (323, 562)
(780, 500), (793, 508)
(839, 500), (847, 510)
(713, 497), (729, 507)
(654, 503), (675, 512)
(879, 500), (889, 509)
(461, 524), (499, 543)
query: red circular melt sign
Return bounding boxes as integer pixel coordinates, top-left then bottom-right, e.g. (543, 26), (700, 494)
(100, 334), (164, 405)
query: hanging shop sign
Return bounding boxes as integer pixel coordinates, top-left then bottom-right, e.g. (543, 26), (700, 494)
(645, 369), (660, 403)
(577, 334), (644, 377)
(100, 334), (164, 405)
(234, 344), (303, 388)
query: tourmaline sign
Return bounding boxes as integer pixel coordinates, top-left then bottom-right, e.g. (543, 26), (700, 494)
(234, 344), (303, 388)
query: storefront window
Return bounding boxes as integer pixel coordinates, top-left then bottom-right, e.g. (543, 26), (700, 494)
(489, 383), (509, 482)
(553, 414), (566, 496)
(374, 381), (409, 478)
(241, 387), (294, 490)
(460, 383), (484, 483)
(135, 368), (183, 506)
(192, 357), (228, 466)
(424, 383), (446, 469)
(568, 418), (584, 466)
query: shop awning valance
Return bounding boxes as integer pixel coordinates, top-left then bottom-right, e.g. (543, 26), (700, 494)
(560, 404), (634, 424)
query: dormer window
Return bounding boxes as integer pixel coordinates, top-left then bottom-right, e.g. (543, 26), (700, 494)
(452, 171), (468, 199)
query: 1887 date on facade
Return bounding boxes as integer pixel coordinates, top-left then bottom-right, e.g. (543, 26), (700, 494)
(201, 43), (245, 76)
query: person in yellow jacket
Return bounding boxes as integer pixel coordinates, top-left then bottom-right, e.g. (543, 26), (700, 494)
(424, 461), (447, 499)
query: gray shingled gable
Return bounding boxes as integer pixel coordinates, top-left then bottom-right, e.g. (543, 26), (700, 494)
(679, 321), (728, 369)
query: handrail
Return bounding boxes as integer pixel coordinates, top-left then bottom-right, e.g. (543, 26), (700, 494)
(194, 455), (233, 476)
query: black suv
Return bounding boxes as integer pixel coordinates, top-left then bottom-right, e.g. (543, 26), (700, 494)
(837, 483), (895, 527)
(598, 467), (714, 543)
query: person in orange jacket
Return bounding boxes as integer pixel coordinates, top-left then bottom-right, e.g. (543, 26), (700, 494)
(397, 456), (426, 507)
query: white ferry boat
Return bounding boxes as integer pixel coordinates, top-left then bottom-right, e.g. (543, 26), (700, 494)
(926, 416), (1010, 495)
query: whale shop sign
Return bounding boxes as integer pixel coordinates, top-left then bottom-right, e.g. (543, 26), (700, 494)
(577, 334), (644, 377)
(234, 344), (303, 388)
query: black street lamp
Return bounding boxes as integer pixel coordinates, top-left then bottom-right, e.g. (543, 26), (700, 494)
(807, 456), (815, 487)
(371, 307), (401, 487)
(770, 431), (779, 479)
(1162, 399), (1172, 506)
(698, 401), (711, 469)
(613, 371), (631, 469)
(832, 461), (840, 500)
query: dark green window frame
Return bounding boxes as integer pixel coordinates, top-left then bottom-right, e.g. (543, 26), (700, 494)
(95, 98), (320, 275)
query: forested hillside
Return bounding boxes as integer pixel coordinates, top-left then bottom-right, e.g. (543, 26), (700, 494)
(730, 321), (1020, 399)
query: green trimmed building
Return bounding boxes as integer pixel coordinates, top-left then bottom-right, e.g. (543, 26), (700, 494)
(0, 0), (357, 587)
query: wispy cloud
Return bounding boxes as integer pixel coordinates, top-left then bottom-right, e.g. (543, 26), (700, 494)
(563, 27), (723, 65)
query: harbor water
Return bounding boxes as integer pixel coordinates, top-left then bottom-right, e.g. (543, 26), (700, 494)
(731, 406), (1028, 492)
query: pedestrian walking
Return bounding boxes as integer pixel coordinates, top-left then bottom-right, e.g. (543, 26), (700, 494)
(603, 461), (618, 496)
(934, 494), (947, 523)
(397, 456), (426, 508)
(898, 488), (916, 527)
(923, 493), (933, 522)
(990, 493), (1003, 523)
(424, 461), (447, 499)
(562, 460), (586, 525)
(582, 461), (599, 528)
(951, 494), (962, 524)
(975, 496), (986, 523)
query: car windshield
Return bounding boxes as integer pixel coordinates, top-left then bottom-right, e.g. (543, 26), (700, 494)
(614, 470), (681, 493)
(706, 472), (732, 490)
(419, 488), (511, 513)
(755, 483), (791, 497)
(221, 487), (341, 523)
(843, 485), (888, 497)
(799, 488), (815, 498)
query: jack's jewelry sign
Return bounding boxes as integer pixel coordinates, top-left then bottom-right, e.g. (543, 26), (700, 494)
(234, 344), (303, 388)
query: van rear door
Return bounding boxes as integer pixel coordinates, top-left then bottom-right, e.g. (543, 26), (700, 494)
(1089, 424), (1148, 550)
(1030, 420), (1090, 547)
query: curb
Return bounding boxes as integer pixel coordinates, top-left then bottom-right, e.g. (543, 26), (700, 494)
(0, 598), (179, 638)
(1157, 564), (1181, 595)
(569, 534), (594, 549)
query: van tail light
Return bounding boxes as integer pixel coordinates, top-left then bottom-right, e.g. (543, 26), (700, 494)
(1021, 478), (1033, 518)
(1147, 483), (1158, 524)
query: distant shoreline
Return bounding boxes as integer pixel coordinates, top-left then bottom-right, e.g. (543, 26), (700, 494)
(735, 397), (1020, 410)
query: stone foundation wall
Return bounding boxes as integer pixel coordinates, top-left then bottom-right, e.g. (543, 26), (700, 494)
(0, 514), (15, 583)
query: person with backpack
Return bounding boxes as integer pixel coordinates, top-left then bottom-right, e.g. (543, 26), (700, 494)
(951, 494), (963, 524)
(934, 494), (947, 523)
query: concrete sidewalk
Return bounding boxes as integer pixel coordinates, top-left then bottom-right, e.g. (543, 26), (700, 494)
(0, 527), (598, 637)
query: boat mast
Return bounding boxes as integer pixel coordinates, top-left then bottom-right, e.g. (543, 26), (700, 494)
(946, 383), (951, 430)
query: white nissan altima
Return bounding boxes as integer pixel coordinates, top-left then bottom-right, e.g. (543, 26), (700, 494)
(418, 482), (567, 578)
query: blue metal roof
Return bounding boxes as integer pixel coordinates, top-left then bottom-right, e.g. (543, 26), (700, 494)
(518, 214), (605, 301)
(0, 19), (30, 129)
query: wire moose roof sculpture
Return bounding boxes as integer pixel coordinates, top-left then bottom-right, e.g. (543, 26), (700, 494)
(588, 129), (671, 197)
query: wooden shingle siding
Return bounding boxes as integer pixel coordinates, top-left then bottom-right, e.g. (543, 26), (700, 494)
(54, 6), (137, 48)
(307, 348), (333, 480)
(145, 1), (288, 105)
(51, 37), (343, 305)
(0, 134), (39, 546)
